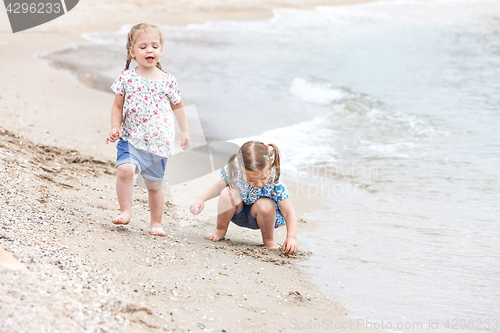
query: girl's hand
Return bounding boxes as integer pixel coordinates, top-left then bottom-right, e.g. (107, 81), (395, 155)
(190, 197), (205, 215)
(278, 198), (298, 255)
(283, 237), (297, 255)
(180, 131), (190, 151)
(106, 127), (122, 144)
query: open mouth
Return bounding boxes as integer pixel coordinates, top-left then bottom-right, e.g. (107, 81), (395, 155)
(146, 56), (155, 63)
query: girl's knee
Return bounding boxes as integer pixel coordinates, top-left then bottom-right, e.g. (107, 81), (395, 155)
(117, 165), (135, 180)
(220, 187), (238, 203)
(252, 198), (275, 217)
(220, 187), (232, 199)
(148, 188), (162, 195)
(219, 187), (241, 210)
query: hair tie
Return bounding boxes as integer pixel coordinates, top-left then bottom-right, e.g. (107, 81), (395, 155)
(265, 144), (269, 147)
(125, 62), (130, 69)
(263, 155), (269, 161)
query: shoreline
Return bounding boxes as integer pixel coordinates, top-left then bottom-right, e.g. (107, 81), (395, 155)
(1, 0), (381, 331)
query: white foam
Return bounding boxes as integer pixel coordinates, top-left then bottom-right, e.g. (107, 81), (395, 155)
(289, 77), (349, 106)
(229, 83), (440, 177)
(229, 114), (338, 174)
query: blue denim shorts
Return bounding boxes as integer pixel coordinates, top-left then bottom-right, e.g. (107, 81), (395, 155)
(116, 139), (167, 182)
(231, 201), (279, 230)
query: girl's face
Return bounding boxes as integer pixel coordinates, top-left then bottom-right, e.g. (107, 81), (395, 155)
(130, 31), (163, 69)
(245, 167), (271, 188)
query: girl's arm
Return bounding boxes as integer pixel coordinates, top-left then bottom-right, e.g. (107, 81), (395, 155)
(190, 179), (227, 215)
(172, 100), (190, 150)
(278, 198), (298, 255)
(106, 94), (125, 144)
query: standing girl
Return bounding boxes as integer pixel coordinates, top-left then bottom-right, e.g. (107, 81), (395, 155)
(190, 141), (298, 254)
(106, 23), (190, 236)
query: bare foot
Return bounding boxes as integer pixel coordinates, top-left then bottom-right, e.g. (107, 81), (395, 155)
(112, 213), (131, 225)
(205, 228), (226, 242)
(150, 222), (165, 236)
(263, 240), (279, 249)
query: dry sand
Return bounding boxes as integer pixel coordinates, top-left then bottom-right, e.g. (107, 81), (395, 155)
(0, 0), (381, 332)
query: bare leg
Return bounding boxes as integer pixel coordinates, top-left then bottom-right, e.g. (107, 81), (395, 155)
(205, 187), (242, 241)
(112, 164), (135, 225)
(144, 178), (165, 236)
(252, 198), (278, 249)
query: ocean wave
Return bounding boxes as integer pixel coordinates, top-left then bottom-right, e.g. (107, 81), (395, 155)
(289, 76), (350, 106)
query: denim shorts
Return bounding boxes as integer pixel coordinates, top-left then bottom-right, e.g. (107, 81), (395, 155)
(231, 201), (279, 230)
(116, 139), (167, 182)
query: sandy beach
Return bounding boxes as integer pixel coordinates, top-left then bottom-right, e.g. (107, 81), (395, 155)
(0, 1), (381, 332)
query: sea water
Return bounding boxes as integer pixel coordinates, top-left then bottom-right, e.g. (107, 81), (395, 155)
(42, 0), (500, 331)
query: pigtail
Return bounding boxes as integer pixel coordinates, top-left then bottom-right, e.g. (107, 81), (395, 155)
(156, 62), (163, 71)
(124, 28), (134, 72)
(267, 143), (281, 183)
(227, 153), (239, 189)
(124, 53), (132, 72)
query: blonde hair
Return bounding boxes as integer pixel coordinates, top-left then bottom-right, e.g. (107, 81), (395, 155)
(227, 141), (281, 189)
(124, 23), (165, 72)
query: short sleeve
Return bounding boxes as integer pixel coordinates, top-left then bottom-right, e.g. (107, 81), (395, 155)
(220, 166), (229, 184)
(272, 178), (289, 202)
(111, 72), (126, 96)
(166, 76), (181, 105)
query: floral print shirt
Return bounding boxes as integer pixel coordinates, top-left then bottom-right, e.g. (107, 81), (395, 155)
(220, 166), (289, 228)
(111, 68), (181, 158)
